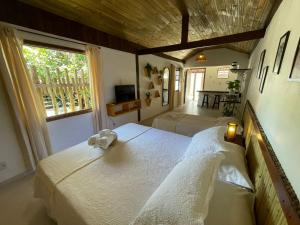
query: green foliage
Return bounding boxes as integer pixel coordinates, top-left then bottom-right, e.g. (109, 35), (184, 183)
(22, 45), (88, 80)
(144, 63), (152, 78)
(227, 79), (241, 93)
(223, 103), (236, 117)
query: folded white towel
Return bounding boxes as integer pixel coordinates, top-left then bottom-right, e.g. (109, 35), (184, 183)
(88, 134), (99, 146)
(88, 129), (118, 149)
(99, 129), (113, 137)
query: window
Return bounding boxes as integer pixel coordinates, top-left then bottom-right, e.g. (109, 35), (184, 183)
(175, 68), (180, 91)
(22, 44), (91, 119)
(217, 67), (230, 79)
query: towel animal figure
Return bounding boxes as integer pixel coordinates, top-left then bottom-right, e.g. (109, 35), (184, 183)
(88, 129), (118, 149)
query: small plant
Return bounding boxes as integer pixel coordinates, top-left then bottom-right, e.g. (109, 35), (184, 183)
(145, 63), (152, 78)
(227, 79), (241, 93)
(223, 103), (236, 117)
(145, 91), (151, 98)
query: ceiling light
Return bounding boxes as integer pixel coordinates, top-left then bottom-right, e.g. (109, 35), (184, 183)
(196, 53), (207, 62)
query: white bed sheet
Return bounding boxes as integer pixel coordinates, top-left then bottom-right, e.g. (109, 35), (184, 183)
(152, 112), (241, 136)
(34, 123), (191, 225)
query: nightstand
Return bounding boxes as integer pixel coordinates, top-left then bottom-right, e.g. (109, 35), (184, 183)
(224, 134), (245, 147)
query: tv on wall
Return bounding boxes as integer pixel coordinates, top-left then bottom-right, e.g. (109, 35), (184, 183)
(115, 85), (135, 103)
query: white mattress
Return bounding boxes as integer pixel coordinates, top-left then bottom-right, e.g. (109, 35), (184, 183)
(152, 112), (241, 136)
(34, 123), (191, 225)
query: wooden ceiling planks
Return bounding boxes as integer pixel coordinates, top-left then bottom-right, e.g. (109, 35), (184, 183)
(19, 0), (275, 59)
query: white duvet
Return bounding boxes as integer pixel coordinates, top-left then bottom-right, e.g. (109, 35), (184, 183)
(34, 123), (191, 225)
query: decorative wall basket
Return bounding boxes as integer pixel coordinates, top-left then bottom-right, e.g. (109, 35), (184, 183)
(148, 81), (155, 90)
(156, 75), (162, 85)
(152, 67), (158, 74)
(154, 90), (160, 98)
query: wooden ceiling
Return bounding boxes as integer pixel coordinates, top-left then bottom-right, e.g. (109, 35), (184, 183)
(20, 0), (275, 60)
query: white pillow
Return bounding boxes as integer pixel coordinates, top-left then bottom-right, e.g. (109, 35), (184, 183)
(183, 126), (254, 190)
(131, 152), (225, 225)
(205, 180), (255, 225)
(218, 148), (254, 190)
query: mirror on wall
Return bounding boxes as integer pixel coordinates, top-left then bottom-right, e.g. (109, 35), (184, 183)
(162, 67), (170, 106)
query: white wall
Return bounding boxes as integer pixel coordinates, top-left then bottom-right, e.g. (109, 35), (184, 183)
(246, 0), (300, 198)
(203, 66), (238, 91)
(47, 112), (94, 153)
(101, 47), (138, 128)
(185, 48), (249, 68)
(138, 55), (183, 120)
(0, 78), (26, 182)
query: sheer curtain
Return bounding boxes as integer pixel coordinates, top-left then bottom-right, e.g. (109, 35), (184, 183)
(86, 45), (108, 133)
(0, 25), (52, 168)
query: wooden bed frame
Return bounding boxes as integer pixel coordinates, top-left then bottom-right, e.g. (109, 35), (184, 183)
(243, 101), (300, 225)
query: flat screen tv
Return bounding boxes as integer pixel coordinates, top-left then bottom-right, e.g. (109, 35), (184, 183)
(115, 85), (135, 103)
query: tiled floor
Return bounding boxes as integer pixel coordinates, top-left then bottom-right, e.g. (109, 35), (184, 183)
(0, 174), (56, 225)
(173, 100), (222, 117)
(140, 100), (222, 126)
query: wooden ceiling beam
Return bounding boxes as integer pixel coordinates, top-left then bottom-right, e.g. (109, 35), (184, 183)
(181, 14), (189, 44)
(138, 29), (266, 55)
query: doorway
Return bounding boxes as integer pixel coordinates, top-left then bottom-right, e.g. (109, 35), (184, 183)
(185, 68), (206, 102)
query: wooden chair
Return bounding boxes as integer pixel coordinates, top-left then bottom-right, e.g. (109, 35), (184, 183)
(201, 94), (209, 108)
(212, 94), (221, 109)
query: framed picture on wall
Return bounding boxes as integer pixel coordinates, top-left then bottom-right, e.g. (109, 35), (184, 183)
(289, 38), (300, 82)
(217, 67), (230, 78)
(257, 49), (266, 78)
(273, 31), (290, 74)
(259, 66), (269, 93)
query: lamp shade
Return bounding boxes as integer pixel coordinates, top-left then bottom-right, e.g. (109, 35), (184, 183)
(196, 53), (207, 62)
(226, 122), (238, 140)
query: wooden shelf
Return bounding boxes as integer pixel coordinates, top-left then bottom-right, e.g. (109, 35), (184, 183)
(230, 68), (251, 72)
(107, 99), (141, 117)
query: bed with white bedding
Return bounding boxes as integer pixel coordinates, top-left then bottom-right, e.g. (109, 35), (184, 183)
(35, 123), (255, 225)
(152, 111), (242, 136)
(35, 123), (192, 225)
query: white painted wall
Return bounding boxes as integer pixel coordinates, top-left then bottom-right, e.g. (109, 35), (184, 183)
(0, 78), (26, 182)
(101, 47), (138, 128)
(204, 66), (238, 91)
(245, 0), (300, 198)
(185, 48), (249, 68)
(47, 112), (94, 153)
(139, 54), (183, 120)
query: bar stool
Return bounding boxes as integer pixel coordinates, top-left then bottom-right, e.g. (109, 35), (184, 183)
(212, 94), (221, 109)
(201, 94), (209, 108)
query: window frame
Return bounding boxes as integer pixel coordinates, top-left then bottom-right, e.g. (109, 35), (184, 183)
(23, 41), (92, 122)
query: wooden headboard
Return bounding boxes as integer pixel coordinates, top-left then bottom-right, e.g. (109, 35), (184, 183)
(243, 101), (300, 225)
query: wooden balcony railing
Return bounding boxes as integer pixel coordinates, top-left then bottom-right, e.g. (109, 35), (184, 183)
(30, 66), (91, 117)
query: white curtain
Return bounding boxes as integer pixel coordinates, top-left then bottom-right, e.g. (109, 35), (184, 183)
(86, 45), (108, 132)
(0, 25), (52, 168)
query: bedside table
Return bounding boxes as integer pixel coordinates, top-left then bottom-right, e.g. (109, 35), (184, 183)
(224, 134), (245, 147)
